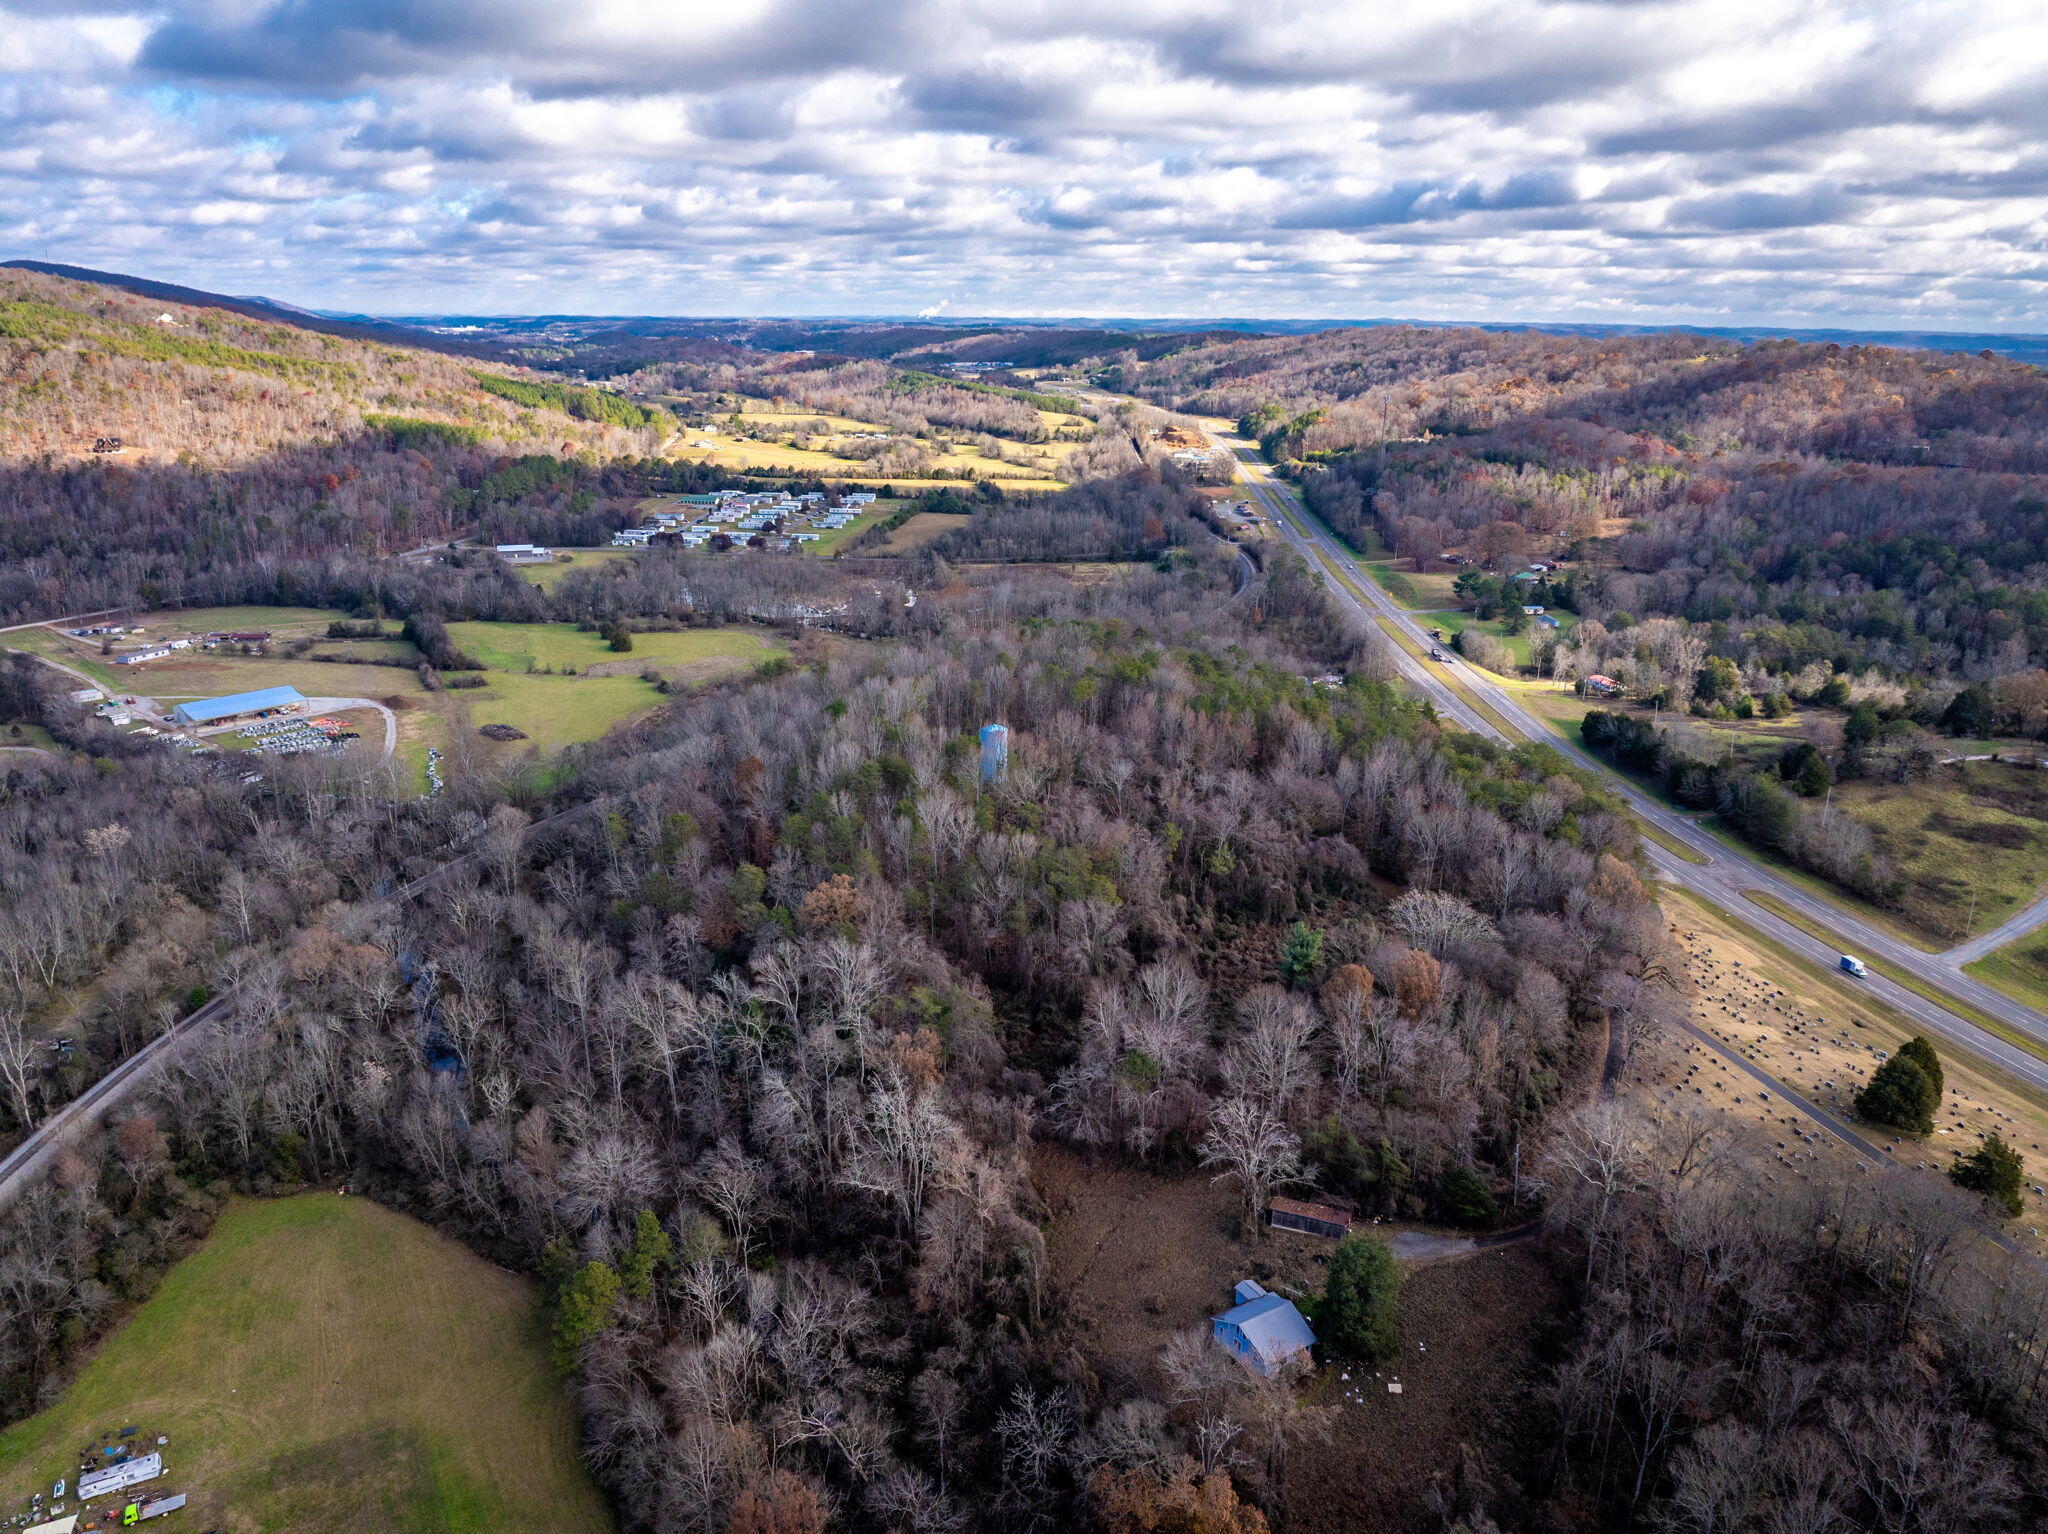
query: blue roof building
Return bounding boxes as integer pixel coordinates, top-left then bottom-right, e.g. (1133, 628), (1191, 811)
(1213, 1281), (1316, 1377)
(173, 685), (307, 727)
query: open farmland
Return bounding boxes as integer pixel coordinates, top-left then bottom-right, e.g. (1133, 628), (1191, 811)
(127, 606), (344, 641)
(669, 399), (1071, 487)
(513, 547), (642, 590)
(9, 610), (782, 787)
(444, 621), (775, 677)
(874, 511), (972, 553)
(1830, 762), (2048, 944)
(0, 1195), (609, 1534)
(1968, 934), (2048, 1013)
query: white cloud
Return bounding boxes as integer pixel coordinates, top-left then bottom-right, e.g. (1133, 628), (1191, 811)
(0, 0), (2044, 325)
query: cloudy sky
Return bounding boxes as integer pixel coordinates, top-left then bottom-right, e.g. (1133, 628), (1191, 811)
(5, 0), (2047, 325)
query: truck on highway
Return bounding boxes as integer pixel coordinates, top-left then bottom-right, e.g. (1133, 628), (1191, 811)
(1839, 955), (1867, 977)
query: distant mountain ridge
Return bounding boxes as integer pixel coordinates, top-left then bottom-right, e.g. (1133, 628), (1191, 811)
(2, 259), (505, 359)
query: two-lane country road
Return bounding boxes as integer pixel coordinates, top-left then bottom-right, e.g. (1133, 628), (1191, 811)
(1198, 417), (2048, 1093)
(0, 797), (609, 1213)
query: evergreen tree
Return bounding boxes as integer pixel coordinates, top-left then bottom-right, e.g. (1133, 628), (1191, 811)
(1319, 1232), (1400, 1362)
(1951, 1134), (2026, 1218)
(551, 1260), (621, 1371)
(1942, 685), (1995, 738)
(1897, 1034), (1944, 1098)
(1856, 1049), (1940, 1135)
(1795, 751), (1833, 799)
(620, 1209), (674, 1300)
(1437, 1163), (1500, 1228)
(1277, 922), (1325, 989)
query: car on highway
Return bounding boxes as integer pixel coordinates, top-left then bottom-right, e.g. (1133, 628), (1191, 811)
(1429, 648), (1451, 662)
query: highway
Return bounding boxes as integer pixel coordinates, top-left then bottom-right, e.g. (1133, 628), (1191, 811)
(1201, 419), (2048, 1094)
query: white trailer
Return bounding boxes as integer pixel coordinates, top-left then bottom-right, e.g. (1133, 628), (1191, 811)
(79, 1452), (162, 1500)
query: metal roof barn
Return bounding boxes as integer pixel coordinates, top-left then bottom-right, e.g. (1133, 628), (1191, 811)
(1212, 1289), (1316, 1377)
(173, 685), (307, 726)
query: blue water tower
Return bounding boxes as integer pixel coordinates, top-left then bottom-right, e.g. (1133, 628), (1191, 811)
(979, 723), (1010, 783)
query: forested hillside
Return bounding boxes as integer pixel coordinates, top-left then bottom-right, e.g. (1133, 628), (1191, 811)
(0, 269), (674, 621)
(1125, 328), (2048, 684)
(4, 419), (2046, 1533)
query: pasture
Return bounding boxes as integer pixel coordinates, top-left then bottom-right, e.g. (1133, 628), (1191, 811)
(444, 622), (774, 676)
(874, 511), (971, 554)
(514, 547), (642, 590)
(0, 1195), (610, 1534)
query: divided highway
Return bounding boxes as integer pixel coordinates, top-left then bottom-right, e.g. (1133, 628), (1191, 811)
(1204, 420), (2048, 1093)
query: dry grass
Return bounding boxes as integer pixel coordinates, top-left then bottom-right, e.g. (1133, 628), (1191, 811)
(1036, 1148), (1568, 1534)
(1286, 1244), (1563, 1534)
(1657, 889), (2048, 1249)
(874, 512), (971, 554)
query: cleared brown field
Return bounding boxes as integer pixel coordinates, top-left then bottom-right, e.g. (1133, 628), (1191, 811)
(875, 511), (970, 553)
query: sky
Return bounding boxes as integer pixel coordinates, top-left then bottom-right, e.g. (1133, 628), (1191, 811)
(5, 0), (2048, 327)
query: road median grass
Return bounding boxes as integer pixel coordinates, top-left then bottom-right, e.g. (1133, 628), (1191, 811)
(1965, 936), (2048, 1016)
(1741, 889), (2048, 1062)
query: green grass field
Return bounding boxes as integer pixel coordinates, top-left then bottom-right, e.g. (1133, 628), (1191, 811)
(802, 501), (905, 555)
(8, 616), (780, 786)
(445, 622), (773, 675)
(440, 625), (782, 749)
(1831, 762), (2048, 944)
(1966, 935), (2048, 1013)
(1429, 608), (1578, 669)
(450, 671), (670, 749)
(0, 1196), (609, 1534)
(0, 721), (57, 752)
(516, 548), (642, 591)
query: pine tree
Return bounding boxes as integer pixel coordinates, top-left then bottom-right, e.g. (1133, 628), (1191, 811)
(620, 1209), (674, 1300)
(1856, 1050), (1940, 1135)
(1951, 1134), (2025, 1218)
(1897, 1035), (1944, 1099)
(551, 1260), (621, 1371)
(1438, 1163), (1499, 1228)
(1318, 1232), (1400, 1362)
(1277, 922), (1325, 989)
(1942, 685), (1994, 737)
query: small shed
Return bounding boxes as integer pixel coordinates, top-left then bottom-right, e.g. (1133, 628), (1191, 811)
(1269, 1196), (1353, 1240)
(1213, 1287), (1316, 1377)
(1584, 674), (1620, 696)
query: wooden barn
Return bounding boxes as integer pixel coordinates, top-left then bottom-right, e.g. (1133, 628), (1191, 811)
(1268, 1196), (1353, 1240)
